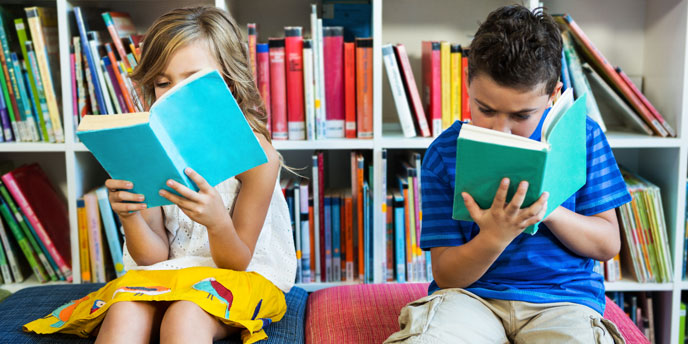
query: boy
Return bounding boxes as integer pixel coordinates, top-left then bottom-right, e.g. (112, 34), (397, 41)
(385, 5), (630, 344)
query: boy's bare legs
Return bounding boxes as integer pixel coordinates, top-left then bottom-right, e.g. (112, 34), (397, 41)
(95, 301), (166, 344)
(159, 300), (239, 343)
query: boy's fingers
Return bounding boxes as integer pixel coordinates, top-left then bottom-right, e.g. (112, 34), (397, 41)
(506, 181), (528, 214)
(462, 192), (482, 221)
(491, 178), (510, 209)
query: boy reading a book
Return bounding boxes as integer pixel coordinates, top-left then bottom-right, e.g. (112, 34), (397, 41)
(386, 5), (631, 344)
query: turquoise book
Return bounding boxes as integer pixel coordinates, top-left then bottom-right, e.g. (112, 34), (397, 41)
(452, 88), (587, 234)
(77, 69), (268, 208)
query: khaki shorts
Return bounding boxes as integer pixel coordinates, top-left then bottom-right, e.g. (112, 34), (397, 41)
(384, 288), (625, 344)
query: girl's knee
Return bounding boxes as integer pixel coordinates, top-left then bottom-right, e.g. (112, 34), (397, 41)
(107, 301), (157, 320)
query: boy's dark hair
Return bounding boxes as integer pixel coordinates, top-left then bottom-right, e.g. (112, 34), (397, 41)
(468, 5), (562, 95)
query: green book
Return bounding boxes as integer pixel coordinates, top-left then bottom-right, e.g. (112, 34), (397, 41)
(0, 198), (47, 282)
(452, 88), (587, 235)
(14, 18), (49, 142)
(0, 219), (11, 283)
(679, 302), (686, 344)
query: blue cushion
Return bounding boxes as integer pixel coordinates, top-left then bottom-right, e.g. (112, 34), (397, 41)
(0, 283), (307, 344)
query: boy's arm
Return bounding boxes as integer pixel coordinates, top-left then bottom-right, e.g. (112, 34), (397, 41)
(542, 207), (620, 261)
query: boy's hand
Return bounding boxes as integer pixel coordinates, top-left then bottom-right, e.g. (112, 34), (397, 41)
(159, 168), (231, 230)
(462, 178), (549, 246)
(105, 179), (147, 218)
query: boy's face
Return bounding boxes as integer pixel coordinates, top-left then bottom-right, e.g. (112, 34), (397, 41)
(468, 73), (560, 138)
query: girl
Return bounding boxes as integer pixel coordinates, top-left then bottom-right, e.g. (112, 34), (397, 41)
(24, 6), (296, 344)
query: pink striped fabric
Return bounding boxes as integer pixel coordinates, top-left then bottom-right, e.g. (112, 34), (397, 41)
(305, 283), (650, 344)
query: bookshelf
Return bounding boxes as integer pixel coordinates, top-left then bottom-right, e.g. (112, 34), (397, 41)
(0, 0), (685, 342)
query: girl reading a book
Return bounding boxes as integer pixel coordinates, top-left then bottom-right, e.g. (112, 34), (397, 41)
(24, 6), (296, 343)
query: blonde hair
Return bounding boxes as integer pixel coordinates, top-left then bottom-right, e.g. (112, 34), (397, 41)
(130, 6), (271, 144)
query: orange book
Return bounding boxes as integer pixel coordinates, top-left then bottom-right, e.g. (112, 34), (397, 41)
(356, 154), (365, 281)
(630, 192), (653, 279)
(76, 198), (91, 283)
(104, 43), (135, 112)
(461, 50), (471, 122)
(344, 42), (356, 138)
(355, 38), (373, 138)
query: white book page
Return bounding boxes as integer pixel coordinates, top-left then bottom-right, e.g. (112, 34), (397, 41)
(541, 87), (574, 144)
(459, 124), (548, 151)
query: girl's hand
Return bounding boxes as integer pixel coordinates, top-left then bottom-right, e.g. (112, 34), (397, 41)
(105, 179), (147, 218)
(462, 178), (549, 246)
(159, 167), (231, 230)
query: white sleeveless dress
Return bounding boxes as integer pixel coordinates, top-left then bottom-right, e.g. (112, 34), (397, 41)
(122, 176), (297, 293)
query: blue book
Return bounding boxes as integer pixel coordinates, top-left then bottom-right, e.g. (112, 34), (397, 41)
(299, 182), (311, 283)
(332, 196), (341, 282)
(324, 195), (332, 282)
(560, 50), (571, 91)
(73, 7), (107, 114)
(95, 186), (125, 278)
(393, 190), (406, 283)
(77, 69), (268, 208)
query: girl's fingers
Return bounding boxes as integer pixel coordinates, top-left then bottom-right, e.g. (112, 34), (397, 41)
(112, 190), (145, 203)
(159, 189), (195, 210)
(185, 168), (212, 192)
(105, 179), (133, 192)
(112, 202), (147, 214)
(166, 179), (200, 202)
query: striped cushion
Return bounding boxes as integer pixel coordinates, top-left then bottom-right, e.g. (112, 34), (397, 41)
(305, 283), (649, 344)
(0, 283), (307, 344)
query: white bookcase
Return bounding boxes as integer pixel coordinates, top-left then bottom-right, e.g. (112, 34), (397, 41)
(0, 0), (686, 342)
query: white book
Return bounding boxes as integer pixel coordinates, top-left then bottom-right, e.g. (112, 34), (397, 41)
(303, 40), (316, 140)
(316, 17), (327, 139)
(312, 154), (321, 282)
(300, 181), (311, 283)
(0, 219), (15, 283)
(87, 32), (115, 114)
(293, 180), (301, 284)
(382, 44), (416, 137)
(100, 59), (122, 114)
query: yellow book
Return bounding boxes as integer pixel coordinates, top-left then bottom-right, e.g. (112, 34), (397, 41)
(440, 41), (451, 130)
(76, 198), (91, 283)
(25, 7), (63, 142)
(450, 44), (462, 123)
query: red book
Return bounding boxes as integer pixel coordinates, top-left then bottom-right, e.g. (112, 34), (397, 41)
(422, 41), (441, 136)
(617, 67), (675, 137)
(348, 152), (357, 282)
(557, 14), (668, 137)
(256, 43), (271, 133)
(285, 27), (305, 140)
(461, 51), (471, 122)
(317, 151), (325, 282)
(1, 163), (72, 281)
(269, 38), (287, 140)
(344, 42), (356, 138)
(323, 27), (345, 138)
(356, 38), (373, 139)
(394, 44), (430, 137)
(248, 23), (257, 84)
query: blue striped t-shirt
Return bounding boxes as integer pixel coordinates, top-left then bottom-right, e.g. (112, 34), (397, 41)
(420, 114), (631, 315)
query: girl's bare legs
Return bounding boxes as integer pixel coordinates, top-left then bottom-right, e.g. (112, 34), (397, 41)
(95, 301), (167, 344)
(159, 300), (238, 343)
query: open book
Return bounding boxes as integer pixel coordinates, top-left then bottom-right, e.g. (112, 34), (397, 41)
(77, 69), (268, 208)
(452, 88), (587, 234)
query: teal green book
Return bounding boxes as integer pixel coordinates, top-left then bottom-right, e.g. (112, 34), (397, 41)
(77, 69), (268, 208)
(452, 88), (587, 235)
(679, 302), (686, 344)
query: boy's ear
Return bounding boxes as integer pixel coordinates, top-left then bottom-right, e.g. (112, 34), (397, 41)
(548, 81), (563, 106)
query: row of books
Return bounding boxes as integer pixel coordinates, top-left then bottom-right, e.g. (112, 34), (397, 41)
(0, 6), (64, 143)
(607, 291), (656, 343)
(76, 186), (125, 283)
(70, 8), (144, 123)
(617, 169), (673, 283)
(555, 14), (675, 137)
(247, 4), (373, 141)
(0, 162), (71, 285)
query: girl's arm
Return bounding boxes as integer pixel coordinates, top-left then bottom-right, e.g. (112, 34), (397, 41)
(542, 207), (620, 261)
(159, 135), (281, 271)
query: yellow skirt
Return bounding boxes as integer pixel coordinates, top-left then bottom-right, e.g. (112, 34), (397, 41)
(23, 267), (287, 344)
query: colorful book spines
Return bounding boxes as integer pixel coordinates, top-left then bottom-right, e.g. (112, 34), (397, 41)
(422, 41), (441, 136)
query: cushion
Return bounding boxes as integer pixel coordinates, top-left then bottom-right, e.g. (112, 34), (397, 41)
(0, 283), (307, 344)
(305, 283), (650, 344)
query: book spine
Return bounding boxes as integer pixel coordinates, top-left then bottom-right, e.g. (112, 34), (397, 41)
(310, 6), (324, 139)
(300, 183), (311, 283)
(74, 8), (107, 114)
(450, 44), (462, 124)
(257, 43), (271, 134)
(86, 32), (115, 114)
(15, 18), (48, 141)
(269, 38), (287, 140)
(100, 58), (122, 113)
(344, 42), (356, 138)
(84, 192), (105, 282)
(382, 44), (416, 137)
(385, 195), (394, 281)
(0, 73), (9, 142)
(0, 218), (13, 283)
(393, 194), (406, 282)
(440, 41), (451, 130)
(70, 51), (78, 133)
(101, 12), (131, 71)
(76, 198), (91, 282)
(324, 196), (332, 281)
(11, 53), (39, 141)
(332, 196), (341, 282)
(19, 57), (43, 142)
(0, 200), (46, 282)
(309, 198), (315, 281)
(95, 187), (125, 278)
(395, 44), (430, 137)
(303, 40), (316, 140)
(1, 172), (72, 281)
(73, 36), (87, 117)
(293, 184), (301, 284)
(26, 43), (55, 142)
(285, 27), (305, 140)
(422, 41), (442, 136)
(345, 194), (354, 281)
(318, 152), (326, 281)
(323, 26), (345, 138)
(248, 23), (257, 84)
(312, 154), (321, 282)
(0, 14), (20, 142)
(355, 38), (373, 138)
(617, 68), (675, 137)
(82, 52), (99, 114)
(461, 51), (470, 122)
(315, 17), (328, 139)
(102, 57), (126, 113)
(0, 48), (16, 141)
(25, 7), (63, 142)
(356, 155), (365, 280)
(105, 44), (135, 112)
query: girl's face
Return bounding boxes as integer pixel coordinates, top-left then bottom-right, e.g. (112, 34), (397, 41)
(153, 41), (222, 100)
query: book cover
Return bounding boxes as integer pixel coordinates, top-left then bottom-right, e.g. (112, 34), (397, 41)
(269, 38), (287, 140)
(77, 69), (268, 208)
(95, 186), (125, 278)
(394, 44), (430, 137)
(1, 163), (71, 280)
(285, 27), (305, 140)
(344, 42), (356, 138)
(382, 44), (416, 138)
(83, 190), (105, 282)
(617, 67), (675, 137)
(355, 38), (373, 138)
(422, 41), (441, 136)
(452, 88), (587, 235)
(323, 26), (345, 138)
